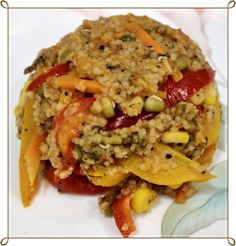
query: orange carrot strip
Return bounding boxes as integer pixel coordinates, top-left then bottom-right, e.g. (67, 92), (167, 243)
(125, 22), (166, 55)
(55, 75), (105, 93)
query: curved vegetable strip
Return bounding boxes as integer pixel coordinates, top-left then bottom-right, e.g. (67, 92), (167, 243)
(164, 69), (215, 107)
(55, 75), (105, 93)
(19, 97), (38, 207)
(25, 132), (46, 186)
(27, 62), (70, 91)
(88, 172), (129, 187)
(119, 143), (215, 186)
(125, 23), (166, 55)
(112, 195), (136, 237)
(106, 110), (157, 130)
(197, 143), (216, 165)
(45, 164), (107, 194)
(54, 98), (95, 158)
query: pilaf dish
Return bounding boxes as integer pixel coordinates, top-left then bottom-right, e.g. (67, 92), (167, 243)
(15, 14), (221, 237)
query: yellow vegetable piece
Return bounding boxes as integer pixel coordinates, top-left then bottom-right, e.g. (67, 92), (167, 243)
(119, 143), (215, 186)
(88, 166), (129, 187)
(19, 96), (38, 207)
(125, 22), (166, 55)
(203, 96), (221, 147)
(57, 89), (73, 111)
(55, 74), (105, 93)
(197, 143), (216, 166)
(161, 131), (190, 144)
(14, 79), (32, 117)
(131, 188), (158, 213)
(204, 84), (217, 105)
(172, 66), (183, 82)
(25, 132), (46, 186)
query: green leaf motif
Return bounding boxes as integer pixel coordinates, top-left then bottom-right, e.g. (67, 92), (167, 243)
(161, 161), (227, 237)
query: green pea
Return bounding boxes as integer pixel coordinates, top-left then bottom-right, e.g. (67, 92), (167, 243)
(144, 96), (165, 112)
(175, 55), (190, 70)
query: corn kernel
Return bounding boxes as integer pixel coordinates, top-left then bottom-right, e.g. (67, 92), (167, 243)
(131, 188), (158, 213)
(101, 97), (115, 118)
(161, 131), (190, 144)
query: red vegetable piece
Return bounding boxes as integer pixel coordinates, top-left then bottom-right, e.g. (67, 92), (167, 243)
(27, 62), (70, 91)
(45, 164), (107, 194)
(112, 195), (136, 238)
(165, 68), (215, 107)
(106, 110), (157, 130)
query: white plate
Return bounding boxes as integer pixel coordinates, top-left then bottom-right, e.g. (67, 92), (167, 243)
(9, 9), (227, 237)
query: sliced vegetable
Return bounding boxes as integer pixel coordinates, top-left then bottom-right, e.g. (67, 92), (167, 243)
(112, 195), (136, 237)
(197, 143), (216, 165)
(45, 164), (107, 194)
(119, 143), (215, 186)
(57, 89), (73, 111)
(55, 74), (105, 93)
(27, 62), (70, 91)
(25, 132), (46, 186)
(163, 69), (215, 107)
(88, 172), (129, 187)
(19, 96), (38, 207)
(125, 22), (166, 55)
(106, 110), (157, 130)
(53, 98), (95, 159)
(131, 188), (158, 213)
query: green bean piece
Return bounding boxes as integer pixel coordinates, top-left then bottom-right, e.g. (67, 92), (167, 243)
(144, 96), (165, 112)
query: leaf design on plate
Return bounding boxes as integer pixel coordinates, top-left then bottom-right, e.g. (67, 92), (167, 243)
(161, 161), (227, 237)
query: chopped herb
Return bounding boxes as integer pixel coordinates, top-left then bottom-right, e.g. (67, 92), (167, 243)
(120, 34), (132, 42)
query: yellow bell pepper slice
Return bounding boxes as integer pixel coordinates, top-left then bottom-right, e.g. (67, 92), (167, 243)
(25, 132), (46, 186)
(119, 143), (215, 186)
(87, 166), (129, 187)
(19, 96), (38, 207)
(203, 96), (221, 147)
(88, 172), (129, 187)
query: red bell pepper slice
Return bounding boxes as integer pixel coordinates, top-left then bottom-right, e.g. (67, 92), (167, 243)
(164, 68), (215, 107)
(27, 62), (70, 91)
(106, 110), (157, 130)
(45, 164), (107, 194)
(53, 98), (95, 163)
(112, 195), (136, 237)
